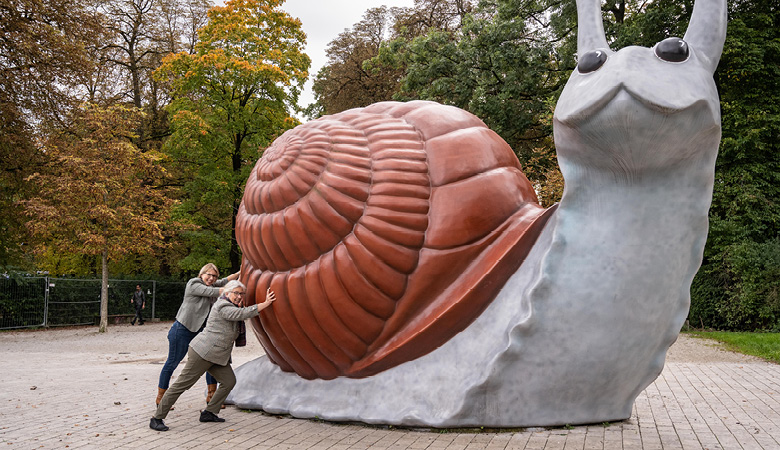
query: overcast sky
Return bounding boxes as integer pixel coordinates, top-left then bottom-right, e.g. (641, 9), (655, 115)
(280, 0), (415, 118)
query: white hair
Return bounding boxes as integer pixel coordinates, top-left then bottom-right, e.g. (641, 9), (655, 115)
(222, 280), (245, 294)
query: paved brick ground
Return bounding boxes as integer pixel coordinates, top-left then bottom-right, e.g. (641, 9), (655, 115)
(1, 322), (778, 449)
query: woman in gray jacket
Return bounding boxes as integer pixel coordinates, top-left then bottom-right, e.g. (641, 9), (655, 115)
(155, 263), (239, 406)
(150, 280), (275, 431)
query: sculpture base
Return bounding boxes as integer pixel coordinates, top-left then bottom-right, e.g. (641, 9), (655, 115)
(228, 354), (635, 428)
(227, 221), (673, 427)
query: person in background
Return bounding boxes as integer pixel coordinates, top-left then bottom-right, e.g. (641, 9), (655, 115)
(155, 263), (239, 407)
(130, 284), (146, 325)
(150, 281), (275, 431)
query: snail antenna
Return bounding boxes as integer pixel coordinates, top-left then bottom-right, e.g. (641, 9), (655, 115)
(577, 0), (610, 55)
(684, 0), (728, 73)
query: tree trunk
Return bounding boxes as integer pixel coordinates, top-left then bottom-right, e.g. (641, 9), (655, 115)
(230, 136), (244, 273)
(99, 248), (109, 333)
(230, 194), (240, 273)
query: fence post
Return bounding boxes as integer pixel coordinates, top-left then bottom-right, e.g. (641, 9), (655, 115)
(43, 276), (49, 328)
(152, 280), (156, 321)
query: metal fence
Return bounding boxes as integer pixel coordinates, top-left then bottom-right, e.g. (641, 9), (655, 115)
(0, 276), (188, 329)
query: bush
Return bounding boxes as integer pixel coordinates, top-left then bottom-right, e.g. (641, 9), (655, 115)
(0, 277), (46, 328)
(691, 239), (780, 331)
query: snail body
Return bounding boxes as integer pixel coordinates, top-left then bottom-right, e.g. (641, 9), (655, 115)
(228, 0), (727, 427)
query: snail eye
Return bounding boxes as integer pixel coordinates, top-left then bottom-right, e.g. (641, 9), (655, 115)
(654, 37), (689, 63)
(577, 50), (608, 74)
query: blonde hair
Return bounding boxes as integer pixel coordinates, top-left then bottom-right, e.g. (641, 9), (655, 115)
(198, 263), (219, 278)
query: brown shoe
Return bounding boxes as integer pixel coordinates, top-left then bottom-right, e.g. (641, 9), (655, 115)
(205, 384), (226, 409)
(206, 384), (217, 403)
(156, 388), (173, 410)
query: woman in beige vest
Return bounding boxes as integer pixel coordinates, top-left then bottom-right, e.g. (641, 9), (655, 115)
(155, 263), (239, 406)
(150, 280), (275, 431)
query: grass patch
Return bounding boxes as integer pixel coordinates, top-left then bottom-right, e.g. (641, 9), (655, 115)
(688, 331), (780, 363)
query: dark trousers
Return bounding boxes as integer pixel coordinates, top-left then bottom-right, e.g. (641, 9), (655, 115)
(158, 320), (216, 389)
(132, 304), (144, 324)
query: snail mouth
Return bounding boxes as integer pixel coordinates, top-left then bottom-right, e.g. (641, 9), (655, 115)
(554, 85), (694, 127)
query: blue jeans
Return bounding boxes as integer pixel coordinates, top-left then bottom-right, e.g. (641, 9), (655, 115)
(158, 320), (216, 389)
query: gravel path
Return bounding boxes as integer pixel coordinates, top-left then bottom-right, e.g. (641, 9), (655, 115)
(0, 321), (267, 368)
(0, 321), (759, 364)
(2, 321), (777, 450)
(666, 331), (762, 363)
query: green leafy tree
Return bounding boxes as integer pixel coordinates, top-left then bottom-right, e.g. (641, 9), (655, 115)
(155, 0), (310, 273)
(308, 1), (475, 119)
(608, 0), (779, 330)
(24, 104), (175, 332)
(692, 0), (780, 330)
(374, 0), (577, 205)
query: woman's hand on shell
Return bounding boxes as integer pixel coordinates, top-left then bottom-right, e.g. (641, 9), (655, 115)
(258, 288), (276, 312)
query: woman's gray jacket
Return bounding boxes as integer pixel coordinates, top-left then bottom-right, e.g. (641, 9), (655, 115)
(175, 277), (229, 332)
(190, 298), (259, 366)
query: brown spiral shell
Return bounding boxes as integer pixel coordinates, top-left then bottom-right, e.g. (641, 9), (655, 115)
(236, 100), (555, 379)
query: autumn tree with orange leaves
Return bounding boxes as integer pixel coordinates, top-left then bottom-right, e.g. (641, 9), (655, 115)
(25, 104), (175, 332)
(155, 0), (310, 273)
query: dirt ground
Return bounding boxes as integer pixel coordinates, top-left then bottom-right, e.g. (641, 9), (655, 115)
(0, 320), (267, 368)
(0, 320), (759, 365)
(1, 321), (775, 450)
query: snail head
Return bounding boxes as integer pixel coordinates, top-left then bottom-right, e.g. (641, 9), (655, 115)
(553, 0), (727, 174)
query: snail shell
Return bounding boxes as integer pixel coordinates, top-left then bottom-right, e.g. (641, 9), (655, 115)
(237, 100), (555, 379)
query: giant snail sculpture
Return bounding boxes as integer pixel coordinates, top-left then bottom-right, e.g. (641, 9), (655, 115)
(227, 0), (727, 427)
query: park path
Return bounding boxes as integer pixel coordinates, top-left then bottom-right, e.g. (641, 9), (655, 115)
(1, 321), (778, 449)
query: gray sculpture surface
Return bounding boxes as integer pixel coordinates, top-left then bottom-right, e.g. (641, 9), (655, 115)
(227, 0), (727, 427)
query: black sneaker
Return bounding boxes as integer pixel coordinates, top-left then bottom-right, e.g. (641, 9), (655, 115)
(149, 417), (169, 431)
(199, 410), (225, 423)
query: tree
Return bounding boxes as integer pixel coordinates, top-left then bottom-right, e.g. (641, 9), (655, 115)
(372, 0), (575, 205)
(0, 0), (102, 269)
(155, 0), (212, 55)
(98, 0), (159, 109)
(95, 0), (203, 151)
(309, 6), (406, 116)
(155, 0), (310, 273)
(307, 1), (476, 119)
(601, 0), (780, 330)
(690, 0), (780, 330)
(24, 104), (175, 332)
(391, 0), (474, 38)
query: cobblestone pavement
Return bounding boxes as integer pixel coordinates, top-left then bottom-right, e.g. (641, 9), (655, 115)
(1, 322), (778, 449)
